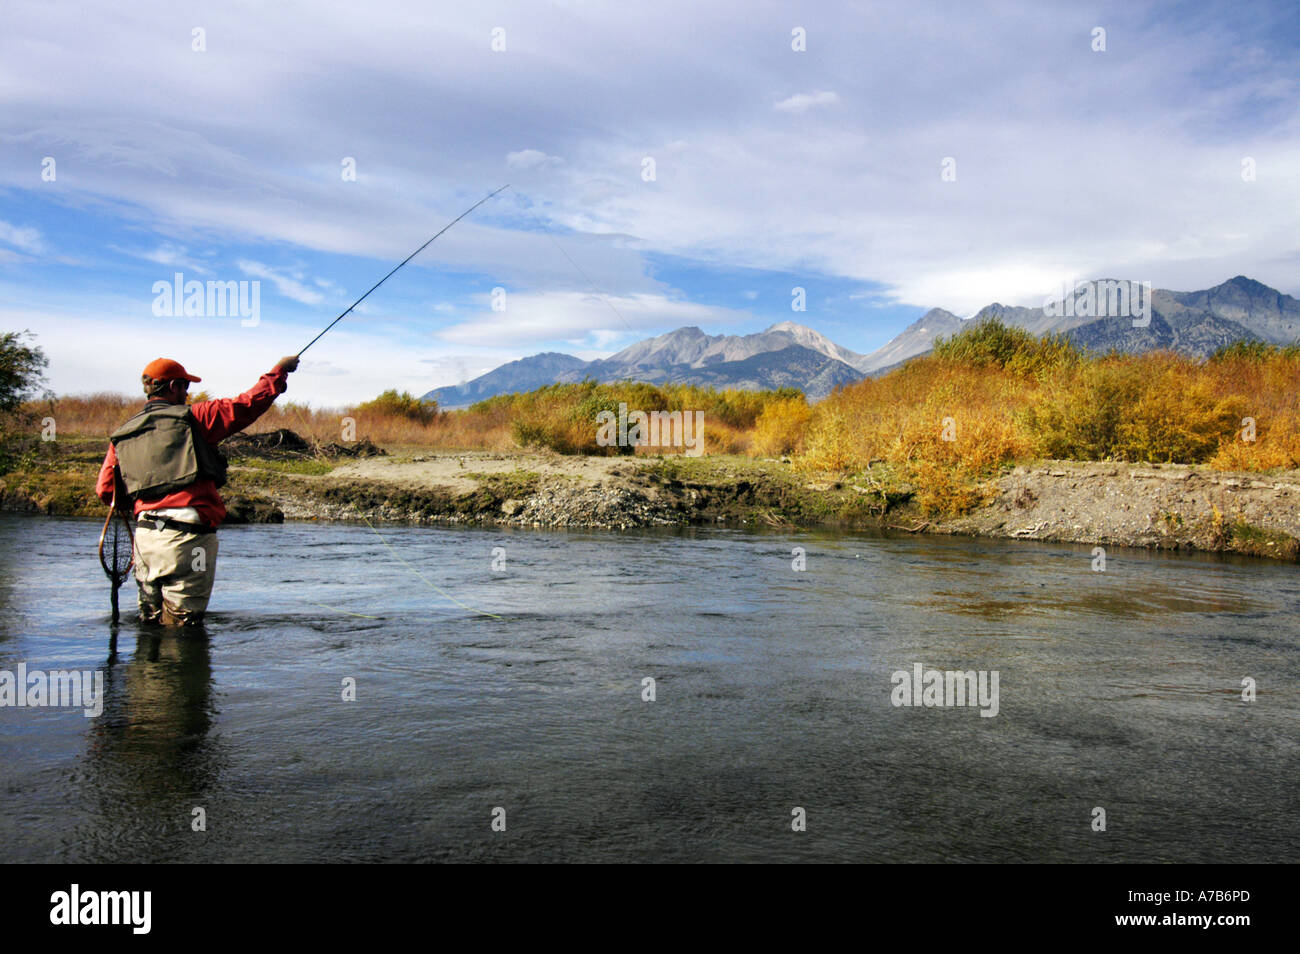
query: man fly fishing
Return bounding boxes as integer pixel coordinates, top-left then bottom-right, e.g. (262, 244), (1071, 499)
(95, 356), (299, 628)
(91, 185), (507, 629)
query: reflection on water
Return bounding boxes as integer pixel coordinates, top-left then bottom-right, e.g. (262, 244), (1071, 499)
(76, 634), (220, 861)
(0, 514), (1297, 863)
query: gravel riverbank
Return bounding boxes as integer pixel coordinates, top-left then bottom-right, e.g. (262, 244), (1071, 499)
(3, 443), (1297, 560)
(255, 452), (1300, 559)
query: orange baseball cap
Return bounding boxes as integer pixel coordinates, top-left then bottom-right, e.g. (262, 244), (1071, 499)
(142, 358), (201, 383)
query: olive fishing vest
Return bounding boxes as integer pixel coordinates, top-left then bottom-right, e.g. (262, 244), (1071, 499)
(109, 402), (228, 499)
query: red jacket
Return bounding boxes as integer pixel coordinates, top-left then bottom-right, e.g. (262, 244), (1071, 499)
(96, 367), (289, 528)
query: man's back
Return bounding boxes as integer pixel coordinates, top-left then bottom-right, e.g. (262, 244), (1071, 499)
(97, 363), (291, 528)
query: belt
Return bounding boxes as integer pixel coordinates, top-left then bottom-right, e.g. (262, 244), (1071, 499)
(138, 516), (216, 535)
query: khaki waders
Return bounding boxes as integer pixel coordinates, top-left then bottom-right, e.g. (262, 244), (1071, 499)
(133, 515), (219, 627)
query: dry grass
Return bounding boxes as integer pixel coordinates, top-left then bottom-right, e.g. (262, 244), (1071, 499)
(22, 380), (797, 456)
(21, 392), (140, 438)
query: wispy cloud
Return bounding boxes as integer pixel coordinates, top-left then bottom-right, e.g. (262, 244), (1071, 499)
(0, 220), (45, 254)
(111, 241), (213, 275)
(507, 149), (564, 170)
(435, 290), (751, 347)
(773, 90), (840, 112)
(237, 260), (326, 305)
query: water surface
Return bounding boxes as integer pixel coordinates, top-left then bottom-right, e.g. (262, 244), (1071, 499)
(1, 513), (1296, 862)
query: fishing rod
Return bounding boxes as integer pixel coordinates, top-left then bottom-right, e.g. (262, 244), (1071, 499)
(296, 184), (510, 356)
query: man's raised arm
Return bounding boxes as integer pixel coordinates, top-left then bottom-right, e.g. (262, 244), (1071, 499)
(188, 356), (300, 443)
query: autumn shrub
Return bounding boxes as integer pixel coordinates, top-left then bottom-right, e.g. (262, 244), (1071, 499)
(1204, 344), (1300, 470)
(353, 390), (438, 425)
(1021, 357), (1147, 460)
(1025, 353), (1250, 464)
(750, 397), (812, 457)
(22, 392), (139, 437)
(1115, 375), (1246, 463)
(932, 318), (1078, 377)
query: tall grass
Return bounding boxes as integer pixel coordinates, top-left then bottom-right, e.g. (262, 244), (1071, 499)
(21, 393), (139, 438)
(27, 380), (798, 455)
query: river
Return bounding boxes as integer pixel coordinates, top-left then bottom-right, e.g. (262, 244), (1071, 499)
(1, 513), (1296, 862)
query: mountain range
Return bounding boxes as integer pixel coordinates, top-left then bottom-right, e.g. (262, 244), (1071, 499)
(424, 276), (1300, 406)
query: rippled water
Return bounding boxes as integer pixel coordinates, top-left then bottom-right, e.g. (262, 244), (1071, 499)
(1, 513), (1297, 862)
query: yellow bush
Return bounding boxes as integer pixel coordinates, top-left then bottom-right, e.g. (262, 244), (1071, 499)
(798, 408), (858, 472)
(749, 397), (812, 457)
(1210, 417), (1300, 471)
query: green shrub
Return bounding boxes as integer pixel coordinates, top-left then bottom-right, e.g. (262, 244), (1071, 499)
(933, 318), (1077, 377)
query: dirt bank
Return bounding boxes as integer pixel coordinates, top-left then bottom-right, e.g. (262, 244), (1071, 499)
(3, 439), (1296, 560)
(934, 461), (1300, 559)
(256, 451), (1300, 559)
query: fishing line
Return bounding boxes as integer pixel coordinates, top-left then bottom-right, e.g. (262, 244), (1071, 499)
(283, 185), (627, 624)
(503, 184), (635, 334)
(361, 514), (503, 619)
(299, 599), (381, 620)
(297, 183), (511, 356)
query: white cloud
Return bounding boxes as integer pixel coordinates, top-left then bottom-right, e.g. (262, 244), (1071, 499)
(298, 359), (350, 377)
(0, 220), (45, 254)
(773, 90), (840, 112)
(435, 290), (751, 347)
(1, 0), (1298, 340)
(507, 149), (564, 170)
(111, 242), (213, 275)
(1, 302), (498, 405)
(237, 260), (326, 306)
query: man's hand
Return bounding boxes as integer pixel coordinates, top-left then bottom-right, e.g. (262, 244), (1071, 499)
(275, 355), (301, 374)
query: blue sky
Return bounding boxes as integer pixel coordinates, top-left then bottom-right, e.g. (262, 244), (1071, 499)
(2, 0), (1298, 403)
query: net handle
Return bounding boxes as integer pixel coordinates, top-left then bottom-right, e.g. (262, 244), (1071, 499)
(97, 472), (134, 585)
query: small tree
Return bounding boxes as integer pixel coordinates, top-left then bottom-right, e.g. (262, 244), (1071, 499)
(0, 330), (50, 473)
(0, 330), (49, 412)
